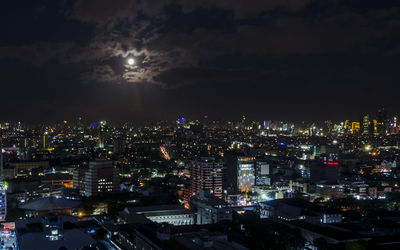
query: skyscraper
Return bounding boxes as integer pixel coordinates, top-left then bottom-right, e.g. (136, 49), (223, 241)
(0, 137), (7, 221)
(188, 158), (223, 200)
(351, 122), (360, 134)
(237, 157), (256, 193)
(360, 114), (370, 135)
(97, 120), (107, 149)
(377, 108), (388, 135)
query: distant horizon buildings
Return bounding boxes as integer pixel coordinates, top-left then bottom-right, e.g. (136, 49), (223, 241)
(356, 108), (398, 136)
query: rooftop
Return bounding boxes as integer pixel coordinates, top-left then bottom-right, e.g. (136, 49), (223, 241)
(19, 197), (82, 211)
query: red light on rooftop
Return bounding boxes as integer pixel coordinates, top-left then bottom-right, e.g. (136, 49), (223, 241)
(327, 162), (339, 166)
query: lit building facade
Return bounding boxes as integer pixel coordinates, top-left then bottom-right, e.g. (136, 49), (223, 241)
(377, 108), (388, 135)
(361, 114), (370, 135)
(0, 139), (6, 221)
(43, 216), (63, 241)
(190, 190), (232, 225)
(351, 122), (360, 134)
(237, 157), (255, 193)
(120, 205), (195, 226)
(0, 185), (6, 221)
(73, 160), (120, 197)
(188, 157), (223, 200)
(260, 198), (342, 224)
(255, 161), (270, 186)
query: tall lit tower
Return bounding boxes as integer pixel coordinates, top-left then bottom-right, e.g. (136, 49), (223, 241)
(360, 114), (370, 135)
(377, 108), (388, 135)
(97, 120), (107, 149)
(186, 158), (223, 205)
(0, 136), (7, 221)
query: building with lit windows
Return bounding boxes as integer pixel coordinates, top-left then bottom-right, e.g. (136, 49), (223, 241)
(260, 198), (342, 224)
(190, 190), (232, 225)
(19, 196), (81, 217)
(351, 122), (360, 134)
(360, 114), (370, 135)
(16, 216), (97, 249)
(97, 120), (107, 149)
(255, 161), (270, 186)
(43, 215), (64, 241)
(120, 205), (195, 226)
(187, 157), (223, 202)
(0, 139), (6, 222)
(73, 160), (120, 197)
(0, 184), (6, 221)
(237, 157), (256, 193)
(344, 120), (350, 133)
(377, 108), (388, 135)
(372, 119), (378, 134)
(225, 155), (271, 194)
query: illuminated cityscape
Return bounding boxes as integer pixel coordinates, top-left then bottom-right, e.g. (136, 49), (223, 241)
(0, 114), (398, 249)
(2, 0), (400, 249)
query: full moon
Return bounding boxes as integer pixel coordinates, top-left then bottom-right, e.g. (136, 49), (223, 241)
(127, 58), (135, 65)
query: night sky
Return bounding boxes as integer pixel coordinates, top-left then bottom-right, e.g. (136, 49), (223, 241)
(1, 0), (400, 123)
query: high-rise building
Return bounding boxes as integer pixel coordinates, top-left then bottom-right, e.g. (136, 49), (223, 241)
(188, 158), (223, 200)
(73, 160), (120, 197)
(97, 120), (107, 149)
(72, 168), (86, 195)
(225, 155), (269, 194)
(237, 157), (256, 193)
(360, 114), (370, 135)
(255, 161), (270, 186)
(372, 120), (378, 134)
(344, 120), (350, 133)
(377, 108), (388, 135)
(0, 185), (6, 221)
(325, 120), (333, 134)
(351, 122), (360, 134)
(113, 136), (126, 155)
(0, 137), (7, 221)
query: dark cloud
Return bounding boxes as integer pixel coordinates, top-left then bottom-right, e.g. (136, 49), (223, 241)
(81, 64), (123, 83)
(1, 0), (400, 122)
(0, 42), (73, 66)
(154, 68), (288, 88)
(62, 0), (400, 87)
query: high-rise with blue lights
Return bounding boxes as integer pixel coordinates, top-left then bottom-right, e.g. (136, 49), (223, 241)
(0, 137), (7, 221)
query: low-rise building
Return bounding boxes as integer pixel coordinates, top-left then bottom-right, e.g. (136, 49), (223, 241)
(120, 205), (195, 226)
(190, 190), (232, 225)
(15, 216), (97, 250)
(260, 198), (342, 224)
(115, 223), (247, 250)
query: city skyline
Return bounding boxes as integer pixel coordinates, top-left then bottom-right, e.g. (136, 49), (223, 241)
(0, 106), (397, 127)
